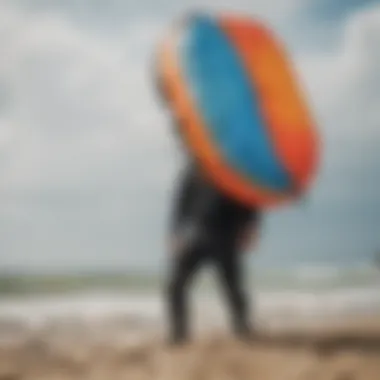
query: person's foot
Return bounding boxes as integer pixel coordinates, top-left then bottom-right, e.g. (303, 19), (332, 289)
(235, 324), (257, 344)
(238, 330), (256, 344)
(166, 333), (189, 347)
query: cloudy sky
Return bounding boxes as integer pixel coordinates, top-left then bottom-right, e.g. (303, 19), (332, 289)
(0, 0), (379, 273)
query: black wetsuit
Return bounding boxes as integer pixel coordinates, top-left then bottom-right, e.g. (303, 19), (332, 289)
(167, 164), (261, 342)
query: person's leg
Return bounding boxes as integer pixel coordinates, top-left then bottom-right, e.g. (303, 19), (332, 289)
(166, 244), (205, 344)
(214, 249), (253, 338)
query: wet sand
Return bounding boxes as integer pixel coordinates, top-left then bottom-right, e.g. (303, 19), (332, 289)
(0, 315), (380, 380)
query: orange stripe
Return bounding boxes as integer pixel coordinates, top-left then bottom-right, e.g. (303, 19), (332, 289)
(157, 25), (291, 208)
(220, 16), (319, 193)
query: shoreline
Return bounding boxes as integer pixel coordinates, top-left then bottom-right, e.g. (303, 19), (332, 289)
(1, 287), (379, 330)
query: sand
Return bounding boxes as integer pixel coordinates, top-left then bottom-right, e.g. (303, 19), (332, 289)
(0, 315), (380, 380)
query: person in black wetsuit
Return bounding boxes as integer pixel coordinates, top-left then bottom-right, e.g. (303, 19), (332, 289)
(152, 47), (262, 344)
(167, 161), (262, 344)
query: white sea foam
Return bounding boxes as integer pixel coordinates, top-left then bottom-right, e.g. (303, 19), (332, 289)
(0, 284), (379, 332)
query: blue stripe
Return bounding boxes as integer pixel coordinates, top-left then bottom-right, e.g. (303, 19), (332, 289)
(179, 15), (291, 191)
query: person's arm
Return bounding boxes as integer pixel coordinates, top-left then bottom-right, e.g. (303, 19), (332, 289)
(169, 166), (197, 256)
(171, 167), (195, 234)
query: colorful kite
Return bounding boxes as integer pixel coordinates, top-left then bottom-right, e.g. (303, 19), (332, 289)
(156, 13), (320, 208)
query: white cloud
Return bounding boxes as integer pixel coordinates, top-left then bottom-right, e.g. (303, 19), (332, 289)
(0, 3), (171, 198)
(0, 3), (175, 269)
(290, 4), (380, 210)
(296, 4), (380, 143)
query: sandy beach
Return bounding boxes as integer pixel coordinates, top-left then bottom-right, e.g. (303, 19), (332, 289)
(1, 311), (380, 380)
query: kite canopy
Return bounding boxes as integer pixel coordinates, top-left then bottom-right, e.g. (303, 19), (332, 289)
(156, 13), (319, 208)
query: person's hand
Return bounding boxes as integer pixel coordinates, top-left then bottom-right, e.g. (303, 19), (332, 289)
(238, 230), (251, 253)
(169, 228), (192, 258)
(169, 223), (198, 257)
(169, 234), (183, 258)
(239, 227), (259, 254)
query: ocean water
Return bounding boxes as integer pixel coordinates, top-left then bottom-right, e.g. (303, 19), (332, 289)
(252, 264), (380, 291)
(0, 265), (379, 329)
